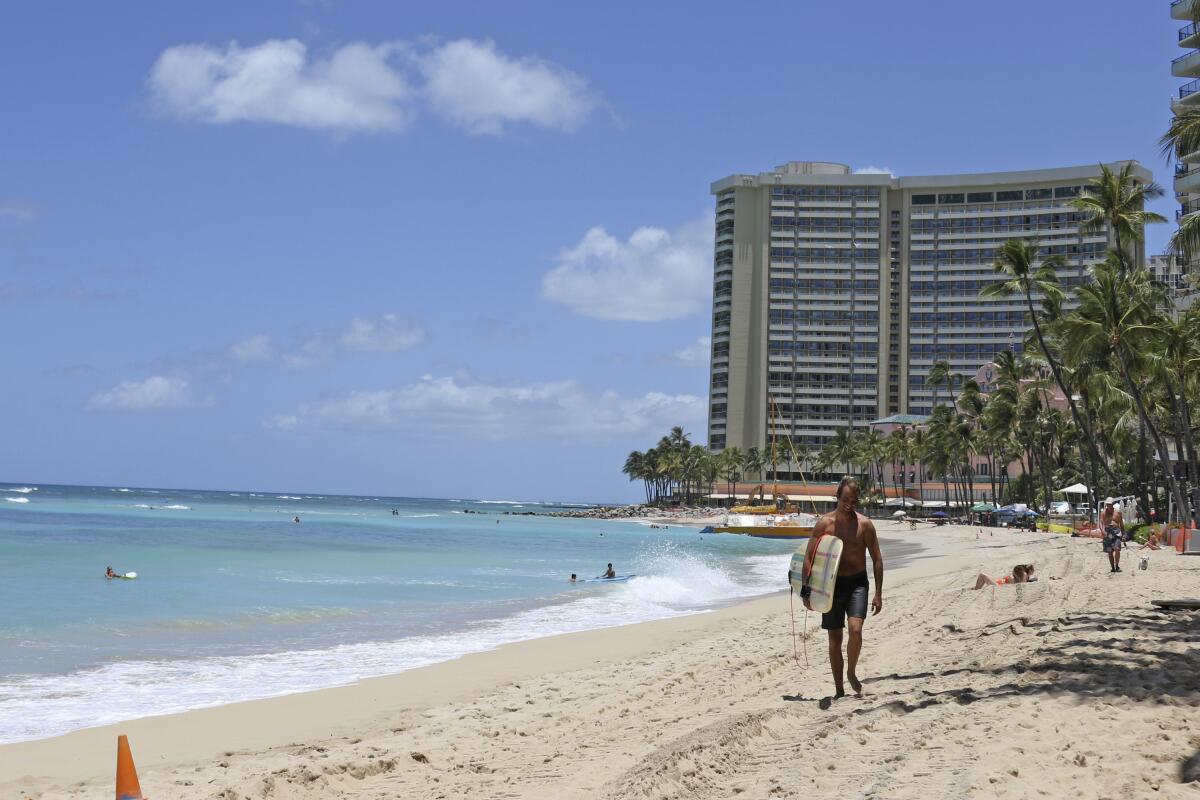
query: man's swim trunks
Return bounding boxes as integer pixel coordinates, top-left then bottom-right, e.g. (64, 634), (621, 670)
(1103, 524), (1123, 554)
(822, 571), (869, 630)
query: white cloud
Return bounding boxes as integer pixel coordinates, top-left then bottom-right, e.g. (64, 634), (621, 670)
(853, 166), (895, 177)
(282, 335), (332, 370)
(417, 38), (598, 134)
(228, 334), (274, 363)
(663, 336), (711, 368)
(267, 373), (703, 440)
(148, 39), (412, 132)
(90, 376), (191, 411)
(541, 215), (714, 322)
(339, 314), (425, 352)
(148, 37), (601, 136)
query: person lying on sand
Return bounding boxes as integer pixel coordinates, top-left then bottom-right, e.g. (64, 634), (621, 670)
(974, 563), (1035, 589)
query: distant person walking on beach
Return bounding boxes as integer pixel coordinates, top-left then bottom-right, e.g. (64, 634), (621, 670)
(1101, 498), (1124, 572)
(805, 476), (884, 701)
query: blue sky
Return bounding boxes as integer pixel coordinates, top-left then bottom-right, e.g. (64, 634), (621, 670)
(0, 1), (1182, 502)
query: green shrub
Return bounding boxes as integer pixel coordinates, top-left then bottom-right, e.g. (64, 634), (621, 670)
(1128, 524), (1151, 545)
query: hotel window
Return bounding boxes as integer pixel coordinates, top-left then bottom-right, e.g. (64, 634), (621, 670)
(912, 194), (935, 205)
(996, 190), (1022, 202)
(1025, 188), (1052, 200)
(937, 193), (965, 205)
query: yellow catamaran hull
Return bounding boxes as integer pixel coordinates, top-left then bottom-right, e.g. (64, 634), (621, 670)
(714, 525), (813, 539)
(713, 513), (817, 539)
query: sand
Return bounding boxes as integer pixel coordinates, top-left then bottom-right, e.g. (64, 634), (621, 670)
(3, 521), (1198, 799)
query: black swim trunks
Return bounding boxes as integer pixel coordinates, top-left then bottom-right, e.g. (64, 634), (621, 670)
(822, 571), (869, 630)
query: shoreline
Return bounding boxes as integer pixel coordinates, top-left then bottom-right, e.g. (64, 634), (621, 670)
(6, 521), (1198, 798)
(0, 523), (964, 791)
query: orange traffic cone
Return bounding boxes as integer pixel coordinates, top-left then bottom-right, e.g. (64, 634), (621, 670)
(115, 734), (143, 800)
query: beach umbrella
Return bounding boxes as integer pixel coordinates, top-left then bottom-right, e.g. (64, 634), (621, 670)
(932, 511), (949, 518)
(970, 502), (996, 512)
(891, 510), (907, 518)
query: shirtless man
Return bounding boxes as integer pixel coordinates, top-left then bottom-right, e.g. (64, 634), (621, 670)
(1100, 497), (1124, 573)
(803, 476), (884, 700)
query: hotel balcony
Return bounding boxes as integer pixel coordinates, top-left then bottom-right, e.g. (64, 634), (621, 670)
(1184, 22), (1200, 47)
(1176, 163), (1200, 195)
(1179, 199), (1200, 222)
(1172, 49), (1200, 78)
(1177, 78), (1200, 111)
(1173, 0), (1199, 21)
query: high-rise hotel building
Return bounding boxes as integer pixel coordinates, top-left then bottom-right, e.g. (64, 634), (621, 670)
(1174, 0), (1200, 264)
(707, 161), (1149, 456)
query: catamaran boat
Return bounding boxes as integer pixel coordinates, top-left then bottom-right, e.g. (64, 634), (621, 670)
(714, 511), (818, 539)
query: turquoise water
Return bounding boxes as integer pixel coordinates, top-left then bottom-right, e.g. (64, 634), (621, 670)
(0, 483), (800, 743)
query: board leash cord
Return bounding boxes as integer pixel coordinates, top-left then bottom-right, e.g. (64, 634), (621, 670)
(788, 588), (811, 669)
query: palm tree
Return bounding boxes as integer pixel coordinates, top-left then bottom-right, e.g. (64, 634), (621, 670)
(981, 239), (1118, 497)
(719, 447), (743, 506)
(825, 427), (857, 475)
(1070, 162), (1165, 272)
(743, 447), (767, 484)
(1060, 258), (1190, 523)
(623, 450), (650, 504)
(785, 438), (810, 482)
(1161, 109), (1200, 258)
(928, 360), (951, 409)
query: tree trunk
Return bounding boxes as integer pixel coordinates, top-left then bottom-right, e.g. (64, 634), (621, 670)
(1024, 294), (1122, 489)
(1165, 375), (1200, 526)
(1115, 347), (1189, 523)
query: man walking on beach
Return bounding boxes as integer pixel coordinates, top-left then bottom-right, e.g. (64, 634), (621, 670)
(1101, 497), (1124, 573)
(804, 476), (883, 701)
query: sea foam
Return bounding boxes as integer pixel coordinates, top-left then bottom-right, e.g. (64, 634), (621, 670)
(0, 542), (786, 745)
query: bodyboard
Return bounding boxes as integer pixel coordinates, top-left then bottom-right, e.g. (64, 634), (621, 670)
(787, 535), (843, 614)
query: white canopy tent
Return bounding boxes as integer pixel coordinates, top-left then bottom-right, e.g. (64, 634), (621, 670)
(1058, 483), (1089, 495)
(884, 497), (921, 508)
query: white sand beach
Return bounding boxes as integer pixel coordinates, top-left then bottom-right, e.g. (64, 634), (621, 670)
(3, 521), (1198, 799)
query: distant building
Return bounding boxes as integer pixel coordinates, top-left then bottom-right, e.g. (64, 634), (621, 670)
(1148, 253), (1196, 313)
(707, 161), (1149, 458)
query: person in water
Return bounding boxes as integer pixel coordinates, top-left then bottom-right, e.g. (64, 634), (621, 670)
(569, 573), (577, 582)
(802, 476), (883, 701)
(105, 566), (120, 578)
(602, 563), (616, 579)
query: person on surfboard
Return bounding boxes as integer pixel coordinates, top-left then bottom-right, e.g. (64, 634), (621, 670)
(105, 566), (120, 579)
(601, 563), (616, 579)
(803, 475), (883, 701)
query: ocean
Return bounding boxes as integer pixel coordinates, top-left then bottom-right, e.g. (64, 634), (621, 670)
(0, 482), (802, 744)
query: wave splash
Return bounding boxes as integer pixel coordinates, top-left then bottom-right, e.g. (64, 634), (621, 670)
(0, 542), (787, 745)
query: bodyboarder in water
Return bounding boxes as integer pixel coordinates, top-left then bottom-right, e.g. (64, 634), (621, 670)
(802, 476), (883, 703)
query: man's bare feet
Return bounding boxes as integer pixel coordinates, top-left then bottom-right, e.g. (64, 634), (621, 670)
(848, 673), (863, 696)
